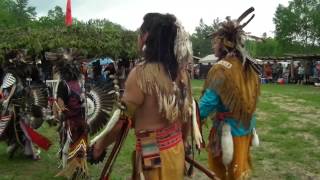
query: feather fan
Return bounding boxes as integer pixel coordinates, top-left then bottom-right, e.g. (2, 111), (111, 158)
(86, 81), (117, 136)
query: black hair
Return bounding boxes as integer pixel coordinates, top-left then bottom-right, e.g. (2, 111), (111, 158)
(140, 13), (178, 81)
(56, 60), (81, 81)
(92, 60), (102, 81)
(2, 50), (41, 83)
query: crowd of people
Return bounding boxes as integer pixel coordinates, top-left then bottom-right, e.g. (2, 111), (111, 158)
(84, 59), (138, 89)
(262, 60), (320, 85)
(193, 60), (320, 87)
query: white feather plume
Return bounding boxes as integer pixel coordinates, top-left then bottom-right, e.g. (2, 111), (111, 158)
(174, 20), (193, 66)
(221, 123), (234, 166)
(192, 99), (202, 148)
(251, 128), (259, 147)
(90, 108), (121, 145)
(62, 129), (72, 168)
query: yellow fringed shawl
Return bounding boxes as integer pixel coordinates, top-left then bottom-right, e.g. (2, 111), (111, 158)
(135, 62), (192, 123)
(56, 135), (89, 179)
(203, 57), (260, 127)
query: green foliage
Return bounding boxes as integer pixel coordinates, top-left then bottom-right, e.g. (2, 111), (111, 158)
(191, 18), (220, 57)
(246, 38), (282, 57)
(0, 1), (138, 62)
(274, 0), (320, 46)
(14, 0), (37, 21)
(0, 0), (37, 27)
(0, 0), (19, 27)
(246, 37), (320, 58)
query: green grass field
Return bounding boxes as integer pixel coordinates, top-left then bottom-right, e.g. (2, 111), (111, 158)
(0, 81), (319, 180)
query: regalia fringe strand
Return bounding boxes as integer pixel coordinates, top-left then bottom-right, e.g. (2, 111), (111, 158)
(204, 58), (260, 128)
(136, 63), (192, 123)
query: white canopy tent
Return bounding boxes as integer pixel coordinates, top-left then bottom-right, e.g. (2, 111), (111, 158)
(200, 55), (263, 65)
(199, 54), (218, 64)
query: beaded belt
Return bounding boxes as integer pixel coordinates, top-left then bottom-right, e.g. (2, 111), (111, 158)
(136, 122), (182, 151)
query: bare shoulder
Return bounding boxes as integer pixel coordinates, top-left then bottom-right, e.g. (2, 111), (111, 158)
(122, 66), (144, 106)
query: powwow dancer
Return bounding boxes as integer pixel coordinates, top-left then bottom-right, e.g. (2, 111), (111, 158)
(0, 50), (51, 160)
(199, 7), (261, 180)
(50, 49), (90, 179)
(51, 48), (118, 179)
(87, 13), (208, 180)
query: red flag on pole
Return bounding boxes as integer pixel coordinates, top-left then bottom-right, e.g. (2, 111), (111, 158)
(65, 0), (72, 26)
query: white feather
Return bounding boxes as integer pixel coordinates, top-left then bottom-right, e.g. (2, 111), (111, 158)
(251, 128), (259, 147)
(90, 108), (121, 145)
(221, 123), (234, 166)
(140, 172), (145, 180)
(192, 99), (202, 148)
(87, 90), (101, 123)
(107, 90), (115, 95)
(113, 80), (119, 84)
(86, 98), (95, 117)
(62, 130), (72, 168)
(114, 85), (120, 90)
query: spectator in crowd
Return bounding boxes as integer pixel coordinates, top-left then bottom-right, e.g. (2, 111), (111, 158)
(293, 63), (299, 83)
(194, 64), (200, 79)
(80, 62), (88, 80)
(87, 66), (93, 80)
(103, 63), (116, 81)
(283, 65), (290, 83)
(264, 62), (272, 83)
(117, 64), (126, 90)
(315, 62), (320, 86)
(92, 60), (102, 81)
(277, 62), (283, 79)
(305, 61), (313, 84)
(272, 61), (278, 82)
(297, 63), (305, 85)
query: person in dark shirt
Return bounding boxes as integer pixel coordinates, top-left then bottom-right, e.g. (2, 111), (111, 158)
(54, 59), (89, 179)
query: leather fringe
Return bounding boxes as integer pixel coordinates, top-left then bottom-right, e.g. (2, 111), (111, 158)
(135, 63), (192, 123)
(204, 57), (260, 128)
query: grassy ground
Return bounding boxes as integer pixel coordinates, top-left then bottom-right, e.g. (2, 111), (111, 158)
(0, 80), (319, 180)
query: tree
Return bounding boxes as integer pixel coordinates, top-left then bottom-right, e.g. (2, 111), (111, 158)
(311, 1), (320, 44)
(0, 1), (139, 62)
(48, 6), (64, 21)
(274, 0), (320, 46)
(38, 6), (64, 27)
(191, 18), (220, 57)
(13, 0), (37, 22)
(271, 0), (320, 56)
(246, 38), (282, 57)
(0, 0), (37, 27)
(0, 0), (18, 27)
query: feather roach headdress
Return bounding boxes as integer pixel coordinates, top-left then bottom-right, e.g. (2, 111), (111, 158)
(46, 48), (84, 81)
(210, 7), (261, 74)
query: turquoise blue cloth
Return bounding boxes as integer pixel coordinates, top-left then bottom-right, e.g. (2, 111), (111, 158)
(199, 89), (256, 136)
